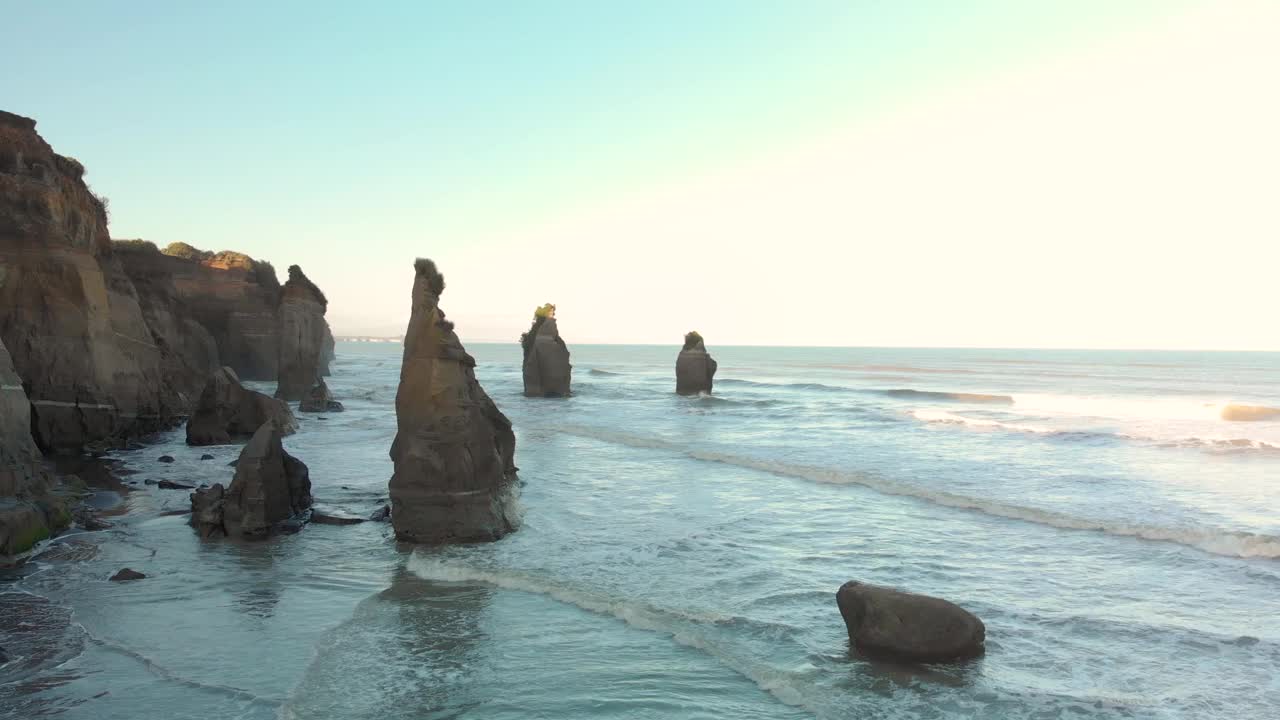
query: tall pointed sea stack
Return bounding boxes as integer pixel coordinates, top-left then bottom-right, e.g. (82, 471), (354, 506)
(676, 331), (718, 395)
(275, 265), (329, 400)
(388, 259), (519, 543)
(521, 304), (572, 397)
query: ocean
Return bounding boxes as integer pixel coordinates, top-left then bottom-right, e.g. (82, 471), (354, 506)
(3, 342), (1278, 719)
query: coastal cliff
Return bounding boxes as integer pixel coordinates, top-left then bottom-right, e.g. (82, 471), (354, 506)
(0, 337), (67, 557)
(0, 111), (183, 451)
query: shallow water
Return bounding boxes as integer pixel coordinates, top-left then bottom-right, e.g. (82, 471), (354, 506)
(3, 343), (1279, 719)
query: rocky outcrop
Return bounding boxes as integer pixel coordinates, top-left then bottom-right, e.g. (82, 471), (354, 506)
(389, 259), (519, 544)
(521, 306), (572, 397)
(0, 111), (185, 452)
(0, 338), (68, 557)
(320, 324), (335, 376)
(189, 420), (312, 538)
(186, 367), (296, 446)
(275, 265), (329, 400)
(675, 331), (718, 395)
(299, 378), (343, 413)
(836, 581), (986, 663)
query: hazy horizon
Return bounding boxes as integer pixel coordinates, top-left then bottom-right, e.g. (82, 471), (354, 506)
(6, 0), (1277, 351)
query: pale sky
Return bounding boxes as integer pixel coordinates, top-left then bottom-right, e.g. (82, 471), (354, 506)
(5, 1), (1276, 349)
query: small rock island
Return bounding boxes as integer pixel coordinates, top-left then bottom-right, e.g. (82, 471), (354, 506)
(521, 304), (572, 397)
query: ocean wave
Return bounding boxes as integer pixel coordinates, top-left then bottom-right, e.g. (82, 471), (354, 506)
(1221, 404), (1280, 422)
(716, 378), (856, 394)
(886, 389), (1013, 404)
(588, 368), (623, 376)
(911, 410), (1280, 454)
(406, 556), (822, 711)
(551, 424), (1280, 560)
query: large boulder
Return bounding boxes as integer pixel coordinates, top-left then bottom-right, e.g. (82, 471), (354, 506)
(1, 338), (69, 557)
(675, 331), (718, 395)
(186, 367), (296, 446)
(189, 420), (312, 538)
(275, 265), (329, 400)
(836, 581), (986, 663)
(0, 111), (185, 451)
(388, 259), (519, 544)
(520, 306), (572, 397)
(299, 378), (343, 413)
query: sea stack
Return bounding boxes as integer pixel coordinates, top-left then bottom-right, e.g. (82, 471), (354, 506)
(675, 331), (718, 395)
(521, 304), (572, 397)
(275, 265), (329, 400)
(187, 367), (297, 445)
(388, 259), (520, 543)
(1, 338), (68, 557)
(189, 420), (312, 538)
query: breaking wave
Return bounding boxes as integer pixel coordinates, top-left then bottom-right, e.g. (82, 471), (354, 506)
(1221, 404), (1280, 422)
(551, 424), (1280, 560)
(885, 389), (1013, 404)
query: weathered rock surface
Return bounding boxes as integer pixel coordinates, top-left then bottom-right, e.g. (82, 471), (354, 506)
(109, 568), (146, 582)
(0, 337), (68, 557)
(186, 367), (296, 446)
(675, 332), (718, 395)
(189, 420), (312, 538)
(0, 111), (184, 452)
(299, 378), (343, 413)
(320, 323), (335, 376)
(836, 581), (986, 663)
(521, 313), (572, 397)
(389, 259), (519, 544)
(275, 265), (329, 400)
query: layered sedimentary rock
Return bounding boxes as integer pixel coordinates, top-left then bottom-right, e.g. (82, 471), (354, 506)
(836, 581), (986, 662)
(521, 307), (572, 397)
(299, 378), (343, 413)
(0, 111), (183, 452)
(389, 259), (519, 543)
(0, 338), (67, 556)
(675, 331), (718, 395)
(189, 420), (312, 538)
(320, 325), (335, 377)
(275, 265), (329, 400)
(186, 367), (297, 446)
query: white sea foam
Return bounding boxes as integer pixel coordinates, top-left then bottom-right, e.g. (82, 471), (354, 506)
(553, 424), (1280, 560)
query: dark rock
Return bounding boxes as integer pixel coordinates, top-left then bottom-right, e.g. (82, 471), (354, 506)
(676, 332), (718, 395)
(836, 581), (985, 663)
(369, 504), (391, 522)
(157, 480), (194, 490)
(189, 420), (312, 538)
(200, 454), (214, 460)
(311, 510), (365, 526)
(0, 645), (7, 664)
(320, 325), (336, 377)
(275, 265), (329, 401)
(521, 307), (572, 397)
(186, 367), (297, 446)
(1, 337), (70, 556)
(158, 455), (175, 463)
(389, 259), (520, 544)
(144, 478), (158, 485)
(73, 508), (112, 531)
(299, 378), (344, 413)
(109, 568), (146, 582)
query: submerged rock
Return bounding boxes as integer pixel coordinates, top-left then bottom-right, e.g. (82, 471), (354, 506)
(836, 581), (985, 663)
(675, 331), (718, 395)
(388, 259), (520, 544)
(158, 455), (175, 463)
(189, 420), (312, 539)
(521, 305), (572, 397)
(1, 337), (69, 557)
(299, 378), (344, 413)
(275, 265), (329, 401)
(186, 367), (296, 446)
(109, 568), (146, 582)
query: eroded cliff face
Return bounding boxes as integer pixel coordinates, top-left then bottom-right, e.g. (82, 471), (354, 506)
(275, 265), (329, 400)
(0, 337), (67, 557)
(0, 111), (183, 452)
